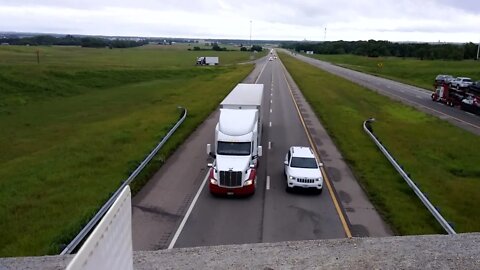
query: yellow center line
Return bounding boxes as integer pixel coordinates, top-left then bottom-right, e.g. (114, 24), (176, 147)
(279, 61), (353, 239)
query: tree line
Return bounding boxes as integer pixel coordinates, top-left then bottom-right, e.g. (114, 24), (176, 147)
(281, 40), (479, 60)
(1, 35), (148, 48)
(190, 43), (263, 52)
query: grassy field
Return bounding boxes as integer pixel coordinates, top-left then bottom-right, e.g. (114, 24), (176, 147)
(0, 44), (263, 256)
(307, 54), (480, 90)
(280, 52), (480, 235)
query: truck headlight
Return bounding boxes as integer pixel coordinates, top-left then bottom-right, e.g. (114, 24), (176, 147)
(210, 179), (218, 185)
(244, 179), (253, 186)
(289, 176), (295, 181)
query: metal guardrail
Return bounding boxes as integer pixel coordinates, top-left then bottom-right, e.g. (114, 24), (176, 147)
(363, 118), (456, 235)
(61, 107), (187, 255)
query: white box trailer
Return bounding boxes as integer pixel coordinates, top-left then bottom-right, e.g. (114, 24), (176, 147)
(207, 83), (264, 196)
(196, 56), (219, 65)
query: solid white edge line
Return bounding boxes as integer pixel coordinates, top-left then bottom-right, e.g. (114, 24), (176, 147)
(266, 176), (270, 190)
(167, 172), (209, 249)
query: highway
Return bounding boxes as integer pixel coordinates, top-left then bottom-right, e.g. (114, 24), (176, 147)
(132, 54), (392, 251)
(286, 51), (480, 136)
(172, 57), (346, 248)
(132, 54), (391, 250)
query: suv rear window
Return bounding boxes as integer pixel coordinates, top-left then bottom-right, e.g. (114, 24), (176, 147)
(290, 157), (318, 168)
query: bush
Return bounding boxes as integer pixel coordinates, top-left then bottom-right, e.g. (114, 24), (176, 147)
(250, 45), (263, 52)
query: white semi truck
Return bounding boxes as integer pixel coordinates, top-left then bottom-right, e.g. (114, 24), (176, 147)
(196, 56), (219, 66)
(207, 83), (264, 196)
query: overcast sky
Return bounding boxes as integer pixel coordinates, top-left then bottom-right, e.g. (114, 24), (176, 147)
(0, 0), (479, 42)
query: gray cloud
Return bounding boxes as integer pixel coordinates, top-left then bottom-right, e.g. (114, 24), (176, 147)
(0, 0), (478, 42)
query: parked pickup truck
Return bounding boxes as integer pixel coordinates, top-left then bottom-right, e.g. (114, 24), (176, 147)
(450, 77), (473, 89)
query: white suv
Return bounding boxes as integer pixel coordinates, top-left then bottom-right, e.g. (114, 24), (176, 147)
(284, 146), (323, 193)
(450, 77), (473, 89)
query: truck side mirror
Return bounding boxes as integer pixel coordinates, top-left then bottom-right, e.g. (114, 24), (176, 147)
(207, 144), (211, 155)
(207, 144), (216, 158)
(207, 163), (213, 168)
(318, 162), (324, 167)
(257, 146), (263, 157)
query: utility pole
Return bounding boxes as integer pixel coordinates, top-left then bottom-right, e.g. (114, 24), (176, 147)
(249, 20), (252, 46)
(324, 27), (327, 41)
(477, 40), (479, 60)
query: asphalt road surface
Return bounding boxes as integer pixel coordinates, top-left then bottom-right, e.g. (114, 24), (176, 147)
(172, 57), (346, 249)
(284, 50), (480, 136)
(132, 54), (391, 251)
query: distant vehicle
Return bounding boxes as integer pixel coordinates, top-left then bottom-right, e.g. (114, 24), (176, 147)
(469, 80), (480, 92)
(284, 146), (323, 193)
(450, 77), (473, 89)
(207, 83), (264, 196)
(274, 56), (277, 59)
(431, 83), (466, 107)
(460, 94), (480, 115)
(196, 56), (219, 66)
(434, 74), (454, 86)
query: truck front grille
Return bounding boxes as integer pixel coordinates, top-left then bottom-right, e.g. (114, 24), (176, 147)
(219, 171), (242, 187)
(297, 178), (315, 183)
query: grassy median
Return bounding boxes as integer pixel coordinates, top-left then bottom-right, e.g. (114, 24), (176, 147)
(0, 45), (260, 256)
(307, 54), (480, 90)
(280, 52), (480, 235)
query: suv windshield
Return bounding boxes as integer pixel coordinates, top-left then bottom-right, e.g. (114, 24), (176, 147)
(290, 157), (318, 168)
(217, 141), (251, 156)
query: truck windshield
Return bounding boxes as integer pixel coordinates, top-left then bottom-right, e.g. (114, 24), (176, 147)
(290, 157), (318, 168)
(217, 141), (251, 156)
